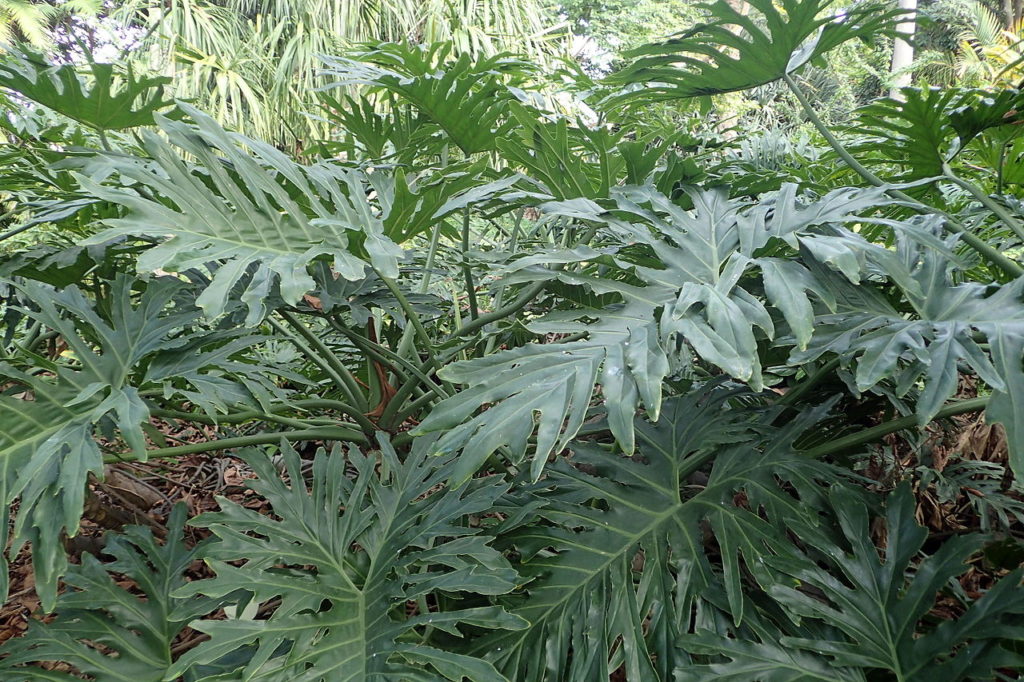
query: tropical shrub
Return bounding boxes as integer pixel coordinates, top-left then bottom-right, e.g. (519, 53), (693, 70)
(0, 1), (1023, 679)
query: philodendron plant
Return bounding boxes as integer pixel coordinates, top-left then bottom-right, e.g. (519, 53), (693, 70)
(1, 2), (1023, 679)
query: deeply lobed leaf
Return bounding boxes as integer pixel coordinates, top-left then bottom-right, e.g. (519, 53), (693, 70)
(172, 437), (524, 681)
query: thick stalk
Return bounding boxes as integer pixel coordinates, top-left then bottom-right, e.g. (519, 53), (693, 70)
(97, 129), (113, 152)
(801, 396), (988, 459)
(151, 407), (332, 430)
(783, 73), (1023, 278)
(275, 311), (367, 411)
(294, 398), (381, 418)
(330, 320), (450, 401)
(382, 337), (481, 428)
(378, 274), (446, 377)
(461, 207), (480, 321)
(151, 397), (372, 429)
(269, 317), (361, 408)
(106, 427), (370, 463)
(20, 320), (44, 351)
(443, 221), (599, 343)
(331, 321), (409, 381)
(380, 377), (436, 430)
(389, 390), (441, 428)
(444, 281), (546, 341)
(450, 282), (466, 357)
(942, 163), (1024, 241)
(0, 220), (38, 243)
(484, 210), (525, 356)
(376, 353), (458, 427)
(394, 217), (448, 362)
(418, 224), (444, 294)
(776, 356), (843, 409)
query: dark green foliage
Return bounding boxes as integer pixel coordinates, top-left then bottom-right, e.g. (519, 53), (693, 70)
(471, 388), (835, 680)
(0, 45), (172, 131)
(767, 485), (1024, 679)
(855, 87), (962, 180)
(0, 506), (214, 680)
(1, 277), (197, 610)
(322, 43), (533, 155)
(1, 2), (1023, 680)
(607, 0), (900, 102)
(689, 486), (1024, 680)
(171, 438), (523, 681)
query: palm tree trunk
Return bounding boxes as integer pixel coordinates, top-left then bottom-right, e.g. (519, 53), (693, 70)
(1002, 0), (1024, 27)
(889, 0), (917, 98)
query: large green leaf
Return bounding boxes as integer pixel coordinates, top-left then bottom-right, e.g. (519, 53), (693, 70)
(497, 107), (626, 201)
(794, 234), (1024, 475)
(78, 104), (404, 322)
(0, 275), (292, 609)
(0, 375), (93, 611)
(949, 88), (1024, 148)
(322, 43), (532, 155)
(679, 630), (865, 682)
(470, 388), (842, 681)
(0, 506), (214, 681)
(765, 485), (1024, 679)
(0, 45), (172, 130)
(171, 437), (524, 681)
(0, 277), (195, 609)
(370, 162), (524, 242)
(316, 90), (441, 163)
(611, 184), (872, 375)
(417, 183), (895, 473)
(853, 88), (961, 181)
(417, 301), (667, 486)
(606, 0), (899, 103)
(853, 87), (1024, 184)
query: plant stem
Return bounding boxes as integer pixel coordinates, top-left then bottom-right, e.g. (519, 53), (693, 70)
(376, 346), (475, 427)
(151, 407), (330, 430)
(97, 129), (113, 152)
(330, 320), (450, 401)
(269, 316), (349, 393)
(420, 221), (445, 295)
(107, 427), (369, 464)
(484, 210), (525, 356)
(389, 390), (442, 428)
(274, 312), (367, 412)
(20, 319), (44, 350)
(382, 336), (484, 427)
(0, 220), (39, 243)
(444, 281), (546, 340)
(378, 274), (446, 377)
(151, 397), (373, 429)
(783, 73), (1023, 278)
(461, 207), (480, 322)
(942, 163), (1024, 241)
(27, 331), (61, 355)
(776, 356), (843, 408)
(293, 398), (378, 417)
(801, 396), (988, 459)
(394, 218), (449, 362)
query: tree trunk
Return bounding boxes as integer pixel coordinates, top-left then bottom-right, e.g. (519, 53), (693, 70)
(1004, 0), (1024, 28)
(889, 0), (917, 99)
